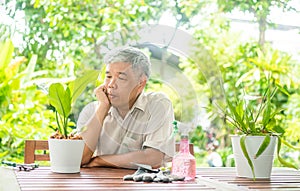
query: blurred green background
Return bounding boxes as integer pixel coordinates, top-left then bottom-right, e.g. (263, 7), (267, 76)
(1, 0), (299, 167)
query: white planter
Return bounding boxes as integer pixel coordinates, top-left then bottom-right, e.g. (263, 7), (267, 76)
(48, 139), (84, 173)
(231, 135), (277, 179)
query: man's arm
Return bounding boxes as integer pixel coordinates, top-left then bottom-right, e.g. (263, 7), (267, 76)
(79, 85), (110, 165)
(82, 147), (164, 169)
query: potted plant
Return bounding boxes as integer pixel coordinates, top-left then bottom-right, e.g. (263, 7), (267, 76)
(218, 80), (299, 179)
(47, 70), (99, 173)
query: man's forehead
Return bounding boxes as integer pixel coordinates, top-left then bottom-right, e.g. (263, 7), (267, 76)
(106, 62), (133, 74)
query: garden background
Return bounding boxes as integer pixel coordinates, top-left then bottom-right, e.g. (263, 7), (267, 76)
(1, 0), (300, 167)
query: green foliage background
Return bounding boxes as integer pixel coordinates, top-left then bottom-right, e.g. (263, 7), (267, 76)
(0, 0), (299, 167)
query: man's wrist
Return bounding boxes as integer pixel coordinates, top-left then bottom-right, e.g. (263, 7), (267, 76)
(96, 102), (110, 119)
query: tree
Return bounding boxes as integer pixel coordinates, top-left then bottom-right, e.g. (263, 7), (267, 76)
(13, 0), (169, 71)
(217, 0), (298, 47)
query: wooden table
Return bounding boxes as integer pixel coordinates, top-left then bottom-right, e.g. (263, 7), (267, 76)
(1, 166), (300, 191)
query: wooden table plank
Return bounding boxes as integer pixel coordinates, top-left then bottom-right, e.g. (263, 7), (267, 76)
(197, 167), (300, 191)
(18, 183), (216, 190)
(14, 167), (217, 191)
(3, 166), (300, 191)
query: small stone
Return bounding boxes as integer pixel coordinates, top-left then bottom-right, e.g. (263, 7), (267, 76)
(123, 174), (134, 181)
(133, 174), (144, 182)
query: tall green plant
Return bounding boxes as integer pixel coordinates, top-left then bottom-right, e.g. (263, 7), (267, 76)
(220, 80), (300, 179)
(48, 70), (99, 138)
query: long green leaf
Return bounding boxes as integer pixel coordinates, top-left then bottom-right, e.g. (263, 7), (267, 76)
(281, 138), (300, 150)
(277, 137), (298, 170)
(227, 98), (247, 132)
(245, 104), (256, 133)
(254, 88), (269, 123)
(69, 70), (99, 104)
(254, 135), (270, 159)
(276, 83), (290, 96)
(0, 39), (14, 70)
(240, 135), (255, 179)
(262, 103), (271, 126)
(21, 54), (37, 85)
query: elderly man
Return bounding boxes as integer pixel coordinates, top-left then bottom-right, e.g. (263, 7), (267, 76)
(77, 46), (175, 169)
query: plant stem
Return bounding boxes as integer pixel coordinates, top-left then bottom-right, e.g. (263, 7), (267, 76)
(55, 111), (61, 133)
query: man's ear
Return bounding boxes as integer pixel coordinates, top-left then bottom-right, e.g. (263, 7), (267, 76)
(138, 75), (147, 88)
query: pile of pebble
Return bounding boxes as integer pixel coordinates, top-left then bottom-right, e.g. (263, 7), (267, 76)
(123, 167), (185, 183)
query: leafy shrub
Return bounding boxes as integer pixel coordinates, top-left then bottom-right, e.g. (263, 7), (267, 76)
(0, 40), (54, 163)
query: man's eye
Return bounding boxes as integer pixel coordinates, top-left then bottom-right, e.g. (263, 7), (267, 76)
(106, 75), (112, 79)
(118, 75), (127, 80)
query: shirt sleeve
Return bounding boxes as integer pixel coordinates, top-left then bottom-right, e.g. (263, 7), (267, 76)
(76, 101), (98, 132)
(141, 93), (175, 161)
(77, 101), (102, 151)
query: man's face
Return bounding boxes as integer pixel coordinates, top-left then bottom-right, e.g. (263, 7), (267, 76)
(104, 62), (144, 110)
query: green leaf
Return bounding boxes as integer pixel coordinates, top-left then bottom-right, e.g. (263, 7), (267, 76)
(281, 138), (300, 151)
(0, 39), (14, 70)
(272, 125), (285, 134)
(226, 98), (247, 133)
(21, 54), (38, 85)
(254, 135), (270, 159)
(262, 101), (271, 127)
(0, 150), (9, 158)
(48, 83), (72, 118)
(68, 70), (99, 104)
(248, 121), (256, 133)
(277, 137), (298, 170)
(240, 135), (255, 179)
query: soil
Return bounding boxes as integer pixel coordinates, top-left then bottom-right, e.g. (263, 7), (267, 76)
(50, 131), (83, 140)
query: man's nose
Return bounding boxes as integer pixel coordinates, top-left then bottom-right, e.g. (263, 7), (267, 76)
(108, 78), (117, 88)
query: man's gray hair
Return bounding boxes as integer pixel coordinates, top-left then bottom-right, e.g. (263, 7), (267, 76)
(104, 46), (151, 78)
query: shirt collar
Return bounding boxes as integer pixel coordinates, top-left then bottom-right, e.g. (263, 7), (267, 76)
(131, 91), (146, 112)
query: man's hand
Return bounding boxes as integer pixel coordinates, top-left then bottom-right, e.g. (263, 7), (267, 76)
(94, 84), (110, 107)
(81, 148), (164, 169)
(82, 156), (117, 168)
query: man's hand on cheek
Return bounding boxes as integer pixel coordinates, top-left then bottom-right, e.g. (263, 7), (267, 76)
(94, 85), (110, 107)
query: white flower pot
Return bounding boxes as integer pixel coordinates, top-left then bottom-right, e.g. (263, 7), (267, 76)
(48, 139), (84, 173)
(231, 135), (277, 179)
